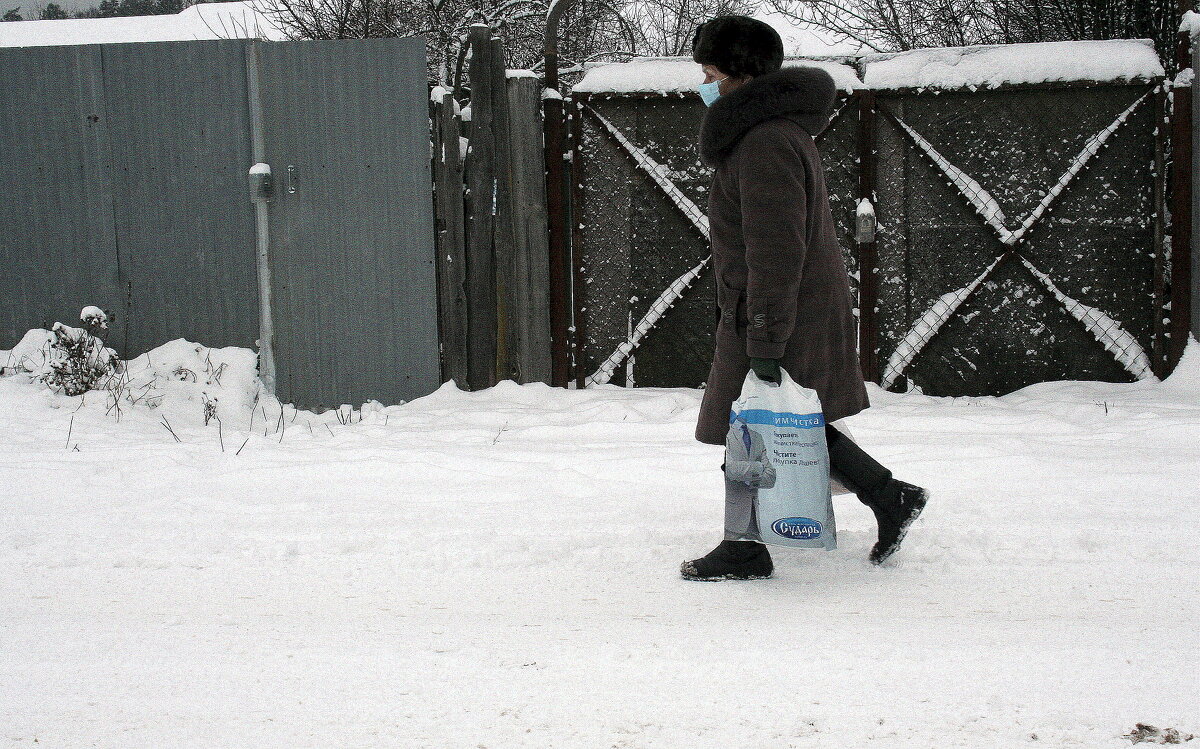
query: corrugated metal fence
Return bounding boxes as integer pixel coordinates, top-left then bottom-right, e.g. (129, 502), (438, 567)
(0, 37), (438, 410)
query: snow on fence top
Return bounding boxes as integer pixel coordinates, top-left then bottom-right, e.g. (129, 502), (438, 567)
(1183, 11), (1200, 37)
(863, 39), (1164, 91)
(0, 1), (285, 48)
(572, 40), (1162, 96)
(573, 56), (862, 95)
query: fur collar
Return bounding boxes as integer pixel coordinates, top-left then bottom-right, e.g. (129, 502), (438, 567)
(698, 66), (837, 166)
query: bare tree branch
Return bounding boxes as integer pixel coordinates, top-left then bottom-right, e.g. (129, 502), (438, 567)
(769, 0), (1178, 71)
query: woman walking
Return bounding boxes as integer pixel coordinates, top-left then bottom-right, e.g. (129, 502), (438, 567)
(681, 16), (928, 581)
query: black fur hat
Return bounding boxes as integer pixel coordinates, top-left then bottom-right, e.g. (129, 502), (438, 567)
(691, 16), (784, 79)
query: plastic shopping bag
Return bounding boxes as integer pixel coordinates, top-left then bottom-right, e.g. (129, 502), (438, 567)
(725, 369), (836, 550)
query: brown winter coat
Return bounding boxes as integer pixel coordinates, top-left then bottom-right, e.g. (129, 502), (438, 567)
(694, 66), (869, 445)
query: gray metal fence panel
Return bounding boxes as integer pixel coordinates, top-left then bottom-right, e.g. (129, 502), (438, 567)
(0, 45), (125, 351)
(2, 37), (439, 410)
(256, 37), (439, 410)
(100, 40), (260, 356)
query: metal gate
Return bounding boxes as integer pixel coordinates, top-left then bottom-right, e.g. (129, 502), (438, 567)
(569, 51), (1172, 396)
(872, 83), (1163, 395)
(570, 62), (862, 389)
(0, 37), (438, 410)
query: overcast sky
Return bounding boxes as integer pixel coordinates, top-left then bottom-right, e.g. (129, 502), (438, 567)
(757, 9), (864, 56)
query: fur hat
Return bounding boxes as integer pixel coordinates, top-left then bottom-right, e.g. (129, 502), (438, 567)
(691, 16), (784, 79)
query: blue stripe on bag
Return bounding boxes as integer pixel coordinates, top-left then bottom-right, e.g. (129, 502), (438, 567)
(729, 409), (826, 428)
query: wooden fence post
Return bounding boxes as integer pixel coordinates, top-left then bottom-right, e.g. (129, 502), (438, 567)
(432, 90), (468, 386)
(1169, 28), (1195, 371)
(856, 89), (881, 384)
(506, 73), (552, 383)
(569, 97), (588, 390)
(1154, 81), (1170, 377)
(543, 86), (571, 386)
(466, 23), (497, 390)
(487, 34), (518, 383)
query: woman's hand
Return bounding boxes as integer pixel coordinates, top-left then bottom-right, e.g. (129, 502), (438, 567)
(749, 357), (781, 384)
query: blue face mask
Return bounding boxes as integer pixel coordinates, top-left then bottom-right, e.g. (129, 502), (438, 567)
(698, 78), (725, 107)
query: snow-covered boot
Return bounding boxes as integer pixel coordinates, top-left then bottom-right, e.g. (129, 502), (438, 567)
(680, 540), (773, 581)
(864, 480), (928, 565)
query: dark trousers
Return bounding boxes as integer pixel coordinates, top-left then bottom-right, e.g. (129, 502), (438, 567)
(722, 425), (892, 496)
(825, 423), (892, 503)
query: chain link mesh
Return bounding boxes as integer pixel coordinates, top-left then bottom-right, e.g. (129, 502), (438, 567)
(573, 95), (860, 388)
(874, 85), (1160, 395)
(571, 83), (1163, 396)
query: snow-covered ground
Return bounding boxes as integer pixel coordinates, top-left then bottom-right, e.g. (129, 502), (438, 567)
(2, 336), (1198, 747)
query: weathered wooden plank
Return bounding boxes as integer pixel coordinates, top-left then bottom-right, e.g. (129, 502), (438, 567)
(1170, 31), (1196, 364)
(466, 24), (497, 390)
(1193, 36), (1200, 342)
(543, 86), (571, 386)
(1153, 84), (1168, 376)
(506, 74), (552, 384)
(488, 35), (517, 383)
(856, 89), (880, 383)
(434, 92), (469, 386)
(568, 97), (588, 389)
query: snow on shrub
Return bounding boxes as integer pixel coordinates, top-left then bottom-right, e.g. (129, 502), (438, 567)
(1, 308), (267, 430)
(42, 319), (121, 396)
(0, 307), (122, 395)
(2, 310), (403, 444)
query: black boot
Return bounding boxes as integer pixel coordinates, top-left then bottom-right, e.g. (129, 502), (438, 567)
(825, 425), (928, 564)
(680, 540), (773, 581)
(863, 479), (928, 565)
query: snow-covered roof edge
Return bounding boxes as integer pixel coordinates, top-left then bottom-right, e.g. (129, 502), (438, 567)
(863, 39), (1164, 91)
(572, 56), (862, 95)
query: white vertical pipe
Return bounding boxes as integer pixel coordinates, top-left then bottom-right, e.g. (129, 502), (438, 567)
(246, 41), (277, 394)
